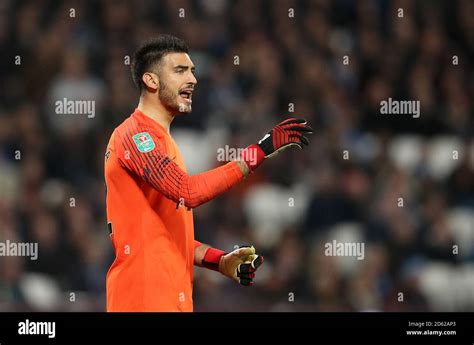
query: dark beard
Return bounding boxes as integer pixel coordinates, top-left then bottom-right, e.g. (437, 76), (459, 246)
(158, 81), (179, 113)
(158, 81), (192, 114)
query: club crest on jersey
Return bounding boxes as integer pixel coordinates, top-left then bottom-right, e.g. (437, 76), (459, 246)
(132, 132), (155, 153)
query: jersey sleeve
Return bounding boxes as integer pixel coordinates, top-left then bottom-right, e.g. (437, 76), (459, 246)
(114, 125), (244, 209)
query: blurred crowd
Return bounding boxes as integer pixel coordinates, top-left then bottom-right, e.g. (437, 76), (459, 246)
(0, 0), (473, 311)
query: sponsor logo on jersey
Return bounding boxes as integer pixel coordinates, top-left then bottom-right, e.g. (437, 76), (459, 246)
(132, 132), (155, 153)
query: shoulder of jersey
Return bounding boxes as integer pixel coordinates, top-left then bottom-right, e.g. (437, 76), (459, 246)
(115, 116), (165, 153)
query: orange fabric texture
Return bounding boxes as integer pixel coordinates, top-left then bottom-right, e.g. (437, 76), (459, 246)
(104, 109), (244, 311)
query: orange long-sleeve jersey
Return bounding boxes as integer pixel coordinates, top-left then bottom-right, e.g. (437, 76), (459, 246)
(104, 109), (244, 311)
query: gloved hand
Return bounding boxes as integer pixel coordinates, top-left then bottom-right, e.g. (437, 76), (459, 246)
(257, 118), (313, 157)
(219, 246), (264, 286)
(240, 118), (313, 170)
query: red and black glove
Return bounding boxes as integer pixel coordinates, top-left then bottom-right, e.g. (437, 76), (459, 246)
(240, 118), (313, 171)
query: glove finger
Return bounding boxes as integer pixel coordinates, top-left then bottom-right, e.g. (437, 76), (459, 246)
(300, 135), (309, 146)
(286, 125), (314, 133)
(288, 134), (306, 147)
(279, 118), (307, 126)
(239, 255), (263, 272)
(239, 277), (254, 286)
(238, 262), (255, 274)
(289, 134), (310, 146)
(251, 255), (264, 269)
(237, 271), (255, 279)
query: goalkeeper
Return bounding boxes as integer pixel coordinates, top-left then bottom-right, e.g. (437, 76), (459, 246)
(104, 35), (313, 311)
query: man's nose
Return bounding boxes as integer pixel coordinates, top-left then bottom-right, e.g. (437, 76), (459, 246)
(188, 72), (197, 85)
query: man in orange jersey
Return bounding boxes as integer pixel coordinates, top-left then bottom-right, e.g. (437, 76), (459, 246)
(104, 35), (312, 311)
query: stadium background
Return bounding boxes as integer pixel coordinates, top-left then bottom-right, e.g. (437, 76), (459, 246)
(0, 0), (473, 311)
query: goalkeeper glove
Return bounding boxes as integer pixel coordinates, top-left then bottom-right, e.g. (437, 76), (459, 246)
(202, 245), (264, 286)
(240, 118), (313, 171)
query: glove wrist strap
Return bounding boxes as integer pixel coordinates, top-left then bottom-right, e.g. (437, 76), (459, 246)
(240, 144), (265, 171)
(202, 247), (225, 272)
(256, 137), (273, 157)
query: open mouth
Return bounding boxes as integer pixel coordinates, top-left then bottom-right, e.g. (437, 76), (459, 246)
(179, 89), (193, 103)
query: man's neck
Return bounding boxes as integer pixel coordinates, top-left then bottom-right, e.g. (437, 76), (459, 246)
(137, 96), (174, 134)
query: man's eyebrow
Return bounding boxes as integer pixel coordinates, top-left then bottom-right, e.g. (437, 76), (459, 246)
(174, 65), (196, 71)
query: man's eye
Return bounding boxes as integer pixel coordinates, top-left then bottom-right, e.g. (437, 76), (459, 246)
(176, 69), (185, 74)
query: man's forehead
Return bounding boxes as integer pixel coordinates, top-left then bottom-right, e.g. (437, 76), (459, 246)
(162, 52), (194, 67)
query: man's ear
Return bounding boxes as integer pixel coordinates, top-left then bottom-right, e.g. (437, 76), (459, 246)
(142, 72), (159, 92)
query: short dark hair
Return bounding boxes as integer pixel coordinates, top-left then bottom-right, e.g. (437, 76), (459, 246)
(131, 35), (189, 91)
